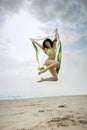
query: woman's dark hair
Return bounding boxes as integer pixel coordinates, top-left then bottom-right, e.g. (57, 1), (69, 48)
(43, 38), (53, 49)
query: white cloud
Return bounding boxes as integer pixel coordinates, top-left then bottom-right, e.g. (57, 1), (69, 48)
(0, 10), (43, 61)
(26, 0), (87, 25)
(0, 0), (24, 15)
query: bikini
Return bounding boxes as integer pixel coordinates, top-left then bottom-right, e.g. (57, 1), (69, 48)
(46, 49), (56, 56)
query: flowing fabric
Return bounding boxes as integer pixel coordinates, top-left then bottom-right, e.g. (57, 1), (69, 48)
(31, 29), (62, 74)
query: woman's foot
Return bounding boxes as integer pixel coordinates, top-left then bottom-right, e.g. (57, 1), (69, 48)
(38, 69), (47, 75)
(37, 78), (43, 82)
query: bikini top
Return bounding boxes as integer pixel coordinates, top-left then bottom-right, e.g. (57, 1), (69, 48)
(46, 48), (56, 55)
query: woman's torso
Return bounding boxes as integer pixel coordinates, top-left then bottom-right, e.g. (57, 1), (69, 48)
(45, 48), (56, 60)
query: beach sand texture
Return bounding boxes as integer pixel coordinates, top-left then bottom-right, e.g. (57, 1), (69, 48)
(0, 95), (87, 130)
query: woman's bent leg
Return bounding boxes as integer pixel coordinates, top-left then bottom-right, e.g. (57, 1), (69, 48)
(38, 59), (59, 75)
(37, 68), (58, 82)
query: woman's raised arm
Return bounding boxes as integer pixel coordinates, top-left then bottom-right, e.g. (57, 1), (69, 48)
(30, 38), (43, 50)
(53, 29), (59, 48)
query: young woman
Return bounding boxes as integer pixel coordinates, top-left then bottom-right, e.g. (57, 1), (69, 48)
(30, 29), (60, 82)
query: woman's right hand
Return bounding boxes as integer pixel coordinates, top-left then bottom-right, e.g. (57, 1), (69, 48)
(30, 38), (43, 49)
(30, 38), (35, 43)
(30, 38), (33, 41)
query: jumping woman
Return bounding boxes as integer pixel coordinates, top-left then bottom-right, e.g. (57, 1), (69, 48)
(30, 29), (61, 82)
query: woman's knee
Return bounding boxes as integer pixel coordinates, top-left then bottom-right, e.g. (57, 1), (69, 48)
(45, 60), (49, 66)
(53, 76), (58, 81)
(54, 61), (59, 67)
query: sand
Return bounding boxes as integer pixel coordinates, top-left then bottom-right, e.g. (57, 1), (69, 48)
(0, 95), (87, 130)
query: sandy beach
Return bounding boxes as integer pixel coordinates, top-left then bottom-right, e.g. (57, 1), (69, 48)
(0, 95), (87, 130)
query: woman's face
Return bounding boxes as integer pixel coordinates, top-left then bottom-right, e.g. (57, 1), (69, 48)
(45, 41), (51, 48)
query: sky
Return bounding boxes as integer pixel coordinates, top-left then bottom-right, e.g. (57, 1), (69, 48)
(0, 0), (87, 98)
